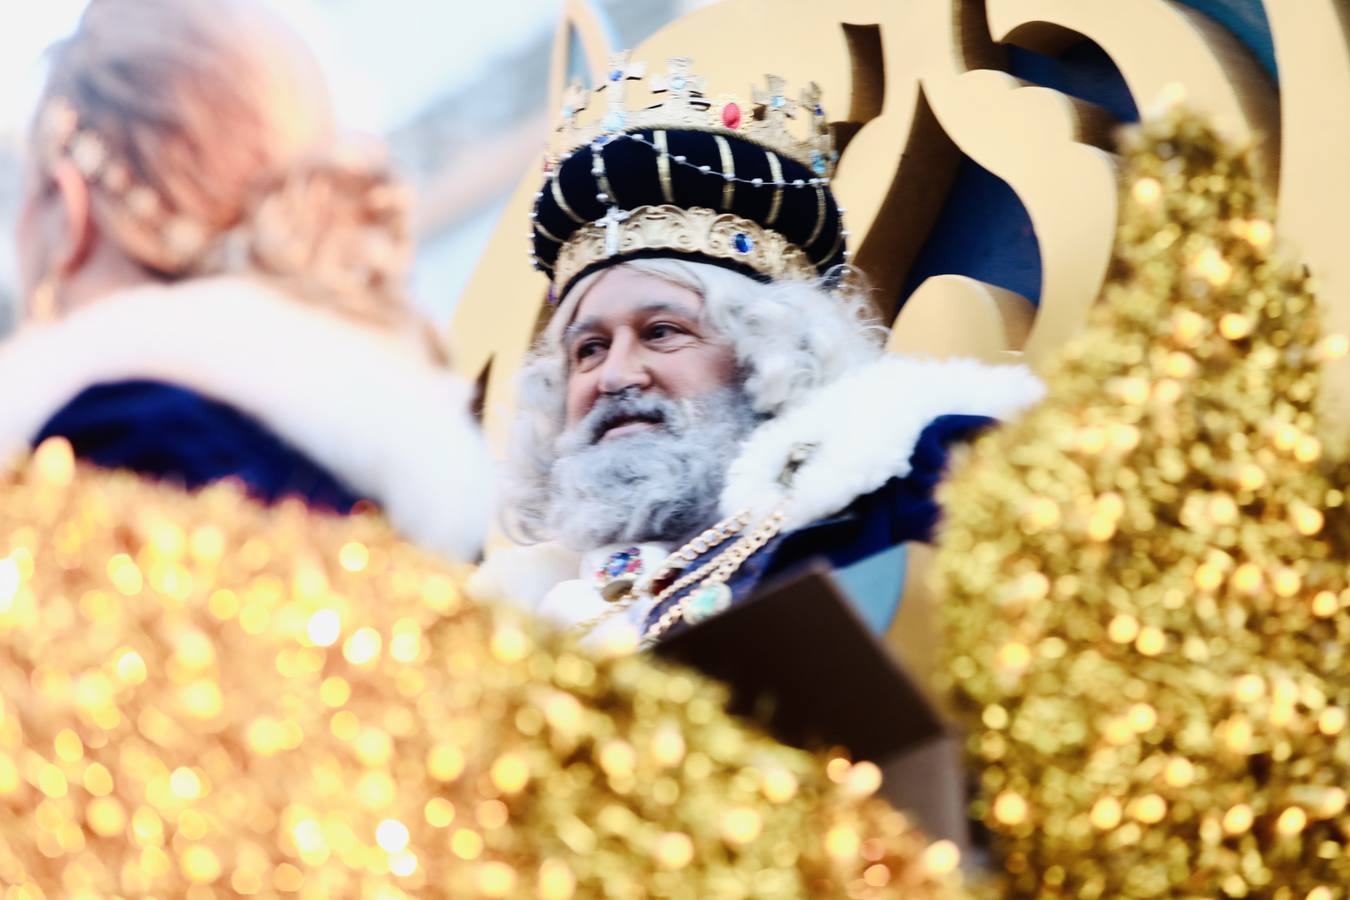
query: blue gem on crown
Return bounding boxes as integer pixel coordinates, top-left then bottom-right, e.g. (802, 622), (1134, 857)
(733, 232), (754, 254)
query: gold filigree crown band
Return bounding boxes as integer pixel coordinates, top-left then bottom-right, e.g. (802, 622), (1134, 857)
(552, 204), (819, 297)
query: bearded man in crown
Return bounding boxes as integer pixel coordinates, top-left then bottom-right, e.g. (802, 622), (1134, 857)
(482, 56), (1043, 647)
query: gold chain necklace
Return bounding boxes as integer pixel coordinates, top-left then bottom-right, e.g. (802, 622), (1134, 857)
(567, 510), (751, 638)
(638, 503), (789, 647)
(568, 441), (815, 645)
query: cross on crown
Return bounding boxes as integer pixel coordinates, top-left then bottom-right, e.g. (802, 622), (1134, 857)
(606, 50), (646, 78)
(752, 74), (797, 125)
(800, 82), (825, 123)
(598, 51), (648, 132)
(559, 78), (590, 129)
(650, 57), (707, 108)
(599, 205), (632, 255)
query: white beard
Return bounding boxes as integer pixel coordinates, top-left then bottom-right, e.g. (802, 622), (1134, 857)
(546, 386), (759, 551)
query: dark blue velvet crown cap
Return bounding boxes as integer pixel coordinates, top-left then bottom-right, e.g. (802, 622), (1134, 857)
(531, 127), (847, 300)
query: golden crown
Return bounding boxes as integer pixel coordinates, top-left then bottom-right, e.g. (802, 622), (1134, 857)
(549, 52), (836, 177)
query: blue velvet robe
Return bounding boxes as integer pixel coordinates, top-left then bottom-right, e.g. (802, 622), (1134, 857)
(642, 414), (992, 640)
(35, 380), (363, 513)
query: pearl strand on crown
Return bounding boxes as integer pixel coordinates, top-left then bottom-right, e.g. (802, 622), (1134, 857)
(528, 131), (850, 274)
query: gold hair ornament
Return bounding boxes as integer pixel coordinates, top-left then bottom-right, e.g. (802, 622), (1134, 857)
(38, 98), (210, 272)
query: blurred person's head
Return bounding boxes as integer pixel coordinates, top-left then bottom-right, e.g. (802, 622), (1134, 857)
(17, 0), (416, 335)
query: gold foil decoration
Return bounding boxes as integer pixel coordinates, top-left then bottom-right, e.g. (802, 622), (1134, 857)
(0, 445), (954, 898)
(934, 106), (1350, 897)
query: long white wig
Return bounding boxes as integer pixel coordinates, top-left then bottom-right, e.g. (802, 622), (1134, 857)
(504, 258), (886, 543)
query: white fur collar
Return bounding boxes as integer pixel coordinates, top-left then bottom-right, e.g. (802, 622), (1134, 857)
(720, 354), (1045, 531)
(0, 277), (492, 561)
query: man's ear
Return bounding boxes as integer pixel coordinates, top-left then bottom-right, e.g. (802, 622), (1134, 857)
(46, 160), (97, 276)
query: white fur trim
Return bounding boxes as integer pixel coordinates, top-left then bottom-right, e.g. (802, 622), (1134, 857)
(468, 541), (581, 612)
(0, 277), (492, 561)
(720, 354), (1045, 531)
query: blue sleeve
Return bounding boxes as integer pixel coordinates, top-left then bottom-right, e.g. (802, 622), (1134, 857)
(761, 413), (997, 580)
(869, 413), (996, 545)
(35, 380), (363, 514)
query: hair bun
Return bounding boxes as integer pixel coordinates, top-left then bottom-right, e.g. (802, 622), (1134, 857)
(214, 143), (415, 326)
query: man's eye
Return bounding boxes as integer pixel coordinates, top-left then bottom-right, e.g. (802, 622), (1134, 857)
(646, 323), (685, 341)
(574, 340), (605, 361)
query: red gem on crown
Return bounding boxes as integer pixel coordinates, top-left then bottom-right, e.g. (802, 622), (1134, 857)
(721, 102), (742, 129)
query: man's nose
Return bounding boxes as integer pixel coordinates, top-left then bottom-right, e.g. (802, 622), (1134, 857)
(598, 332), (652, 395)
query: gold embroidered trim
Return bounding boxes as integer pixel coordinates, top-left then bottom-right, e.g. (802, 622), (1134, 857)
(804, 184), (827, 250)
(654, 130), (674, 203)
(592, 143), (617, 207)
(551, 175), (586, 225)
(553, 204), (817, 293)
(765, 151), (785, 226)
(533, 220), (565, 245)
(821, 219), (845, 264)
(713, 134), (735, 210)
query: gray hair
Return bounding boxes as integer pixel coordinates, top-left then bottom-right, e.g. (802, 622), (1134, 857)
(503, 258), (886, 543)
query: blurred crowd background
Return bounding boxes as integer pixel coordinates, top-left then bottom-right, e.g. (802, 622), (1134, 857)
(0, 0), (710, 334)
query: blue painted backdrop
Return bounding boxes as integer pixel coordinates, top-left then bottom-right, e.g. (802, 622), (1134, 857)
(899, 0), (1275, 310)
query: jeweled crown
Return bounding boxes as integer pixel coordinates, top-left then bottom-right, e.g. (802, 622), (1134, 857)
(549, 53), (837, 178)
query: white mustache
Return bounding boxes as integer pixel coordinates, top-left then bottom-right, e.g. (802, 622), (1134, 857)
(566, 390), (690, 449)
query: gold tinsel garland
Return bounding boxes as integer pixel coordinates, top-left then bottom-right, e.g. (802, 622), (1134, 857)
(0, 440), (958, 899)
(935, 106), (1350, 897)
